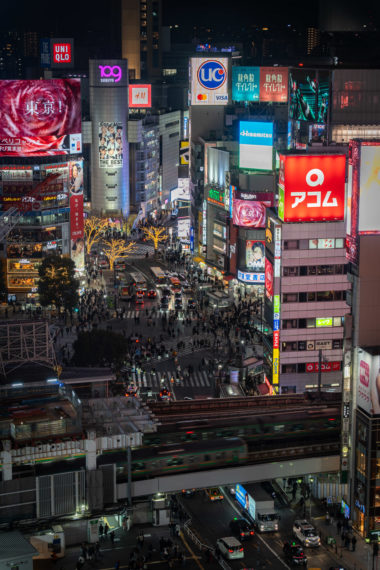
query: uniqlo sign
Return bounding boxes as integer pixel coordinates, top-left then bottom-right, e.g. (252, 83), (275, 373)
(278, 154), (346, 222)
(53, 43), (72, 64)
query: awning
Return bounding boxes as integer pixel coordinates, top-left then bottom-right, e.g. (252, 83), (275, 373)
(223, 275), (234, 282)
(192, 256), (205, 264)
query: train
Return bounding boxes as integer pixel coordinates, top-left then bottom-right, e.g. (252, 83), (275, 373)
(141, 406), (341, 448)
(112, 437), (248, 482)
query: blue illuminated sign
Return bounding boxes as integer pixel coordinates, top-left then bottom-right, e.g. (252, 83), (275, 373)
(235, 484), (248, 509)
(232, 67), (260, 102)
(190, 227), (194, 253)
(238, 271), (265, 283)
(239, 121), (273, 147)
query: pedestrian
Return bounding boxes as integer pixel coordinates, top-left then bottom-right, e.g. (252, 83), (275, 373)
(114, 560), (120, 570)
(351, 535), (357, 551)
(138, 530), (144, 548)
(337, 519), (342, 535)
(110, 530), (115, 545)
(344, 535), (350, 549)
(104, 523), (109, 537)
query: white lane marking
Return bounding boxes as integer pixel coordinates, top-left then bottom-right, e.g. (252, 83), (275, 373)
(223, 488), (291, 570)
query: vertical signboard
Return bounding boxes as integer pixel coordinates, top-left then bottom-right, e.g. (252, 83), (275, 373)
(259, 67), (289, 102)
(272, 225), (281, 388)
(239, 121), (274, 171)
(358, 143), (380, 234)
(69, 160), (84, 271)
(232, 66), (260, 102)
(189, 57), (229, 106)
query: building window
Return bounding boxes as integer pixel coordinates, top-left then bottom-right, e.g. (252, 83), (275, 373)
(281, 364), (297, 373)
(283, 292), (298, 303)
(283, 266), (298, 276)
(284, 240), (298, 250)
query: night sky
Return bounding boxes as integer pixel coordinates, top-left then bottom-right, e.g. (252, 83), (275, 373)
(1, 0), (379, 33)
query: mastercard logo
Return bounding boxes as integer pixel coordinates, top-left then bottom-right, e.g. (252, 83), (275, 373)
(197, 93), (208, 101)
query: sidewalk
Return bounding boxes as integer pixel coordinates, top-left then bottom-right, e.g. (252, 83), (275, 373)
(276, 478), (372, 570)
(36, 521), (214, 570)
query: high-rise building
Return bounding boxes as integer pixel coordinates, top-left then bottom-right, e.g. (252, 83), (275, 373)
(0, 31), (23, 79)
(307, 27), (320, 54)
(121, 0), (162, 80)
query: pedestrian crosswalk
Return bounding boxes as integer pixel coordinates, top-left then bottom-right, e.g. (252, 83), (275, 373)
(119, 310), (198, 321)
(130, 243), (154, 257)
(130, 369), (211, 389)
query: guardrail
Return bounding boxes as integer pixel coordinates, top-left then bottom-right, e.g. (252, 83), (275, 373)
(183, 517), (231, 570)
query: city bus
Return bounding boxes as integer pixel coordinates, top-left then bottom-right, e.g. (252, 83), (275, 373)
(151, 266), (166, 285)
(130, 271), (147, 295)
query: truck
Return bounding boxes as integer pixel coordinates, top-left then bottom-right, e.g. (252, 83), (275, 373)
(235, 482), (279, 533)
(248, 483), (280, 533)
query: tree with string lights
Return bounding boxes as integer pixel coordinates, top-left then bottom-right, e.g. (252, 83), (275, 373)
(102, 239), (136, 270)
(142, 226), (168, 254)
(84, 216), (109, 254)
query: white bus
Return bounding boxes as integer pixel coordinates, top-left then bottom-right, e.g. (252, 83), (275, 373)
(129, 271), (147, 294)
(150, 266), (166, 284)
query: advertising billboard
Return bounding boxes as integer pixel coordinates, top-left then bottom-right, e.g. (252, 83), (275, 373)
(246, 240), (265, 272)
(357, 349), (380, 415)
(69, 160), (84, 241)
(289, 69), (330, 123)
(98, 122), (123, 168)
(128, 84), (152, 108)
(358, 144), (380, 234)
(180, 141), (189, 165)
(259, 67), (289, 102)
(178, 217), (191, 241)
(0, 79), (81, 157)
(235, 484), (256, 520)
(278, 154), (346, 222)
(239, 121), (273, 171)
(265, 258), (274, 302)
(51, 38), (74, 68)
(232, 66), (260, 102)
(233, 199), (269, 228)
(171, 178), (190, 202)
(189, 57), (229, 106)
(237, 270), (265, 283)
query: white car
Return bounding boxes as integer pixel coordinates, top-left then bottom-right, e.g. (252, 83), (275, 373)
(216, 537), (244, 560)
(293, 520), (321, 547)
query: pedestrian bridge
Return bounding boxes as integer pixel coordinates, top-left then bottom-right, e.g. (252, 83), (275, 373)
(118, 452), (339, 498)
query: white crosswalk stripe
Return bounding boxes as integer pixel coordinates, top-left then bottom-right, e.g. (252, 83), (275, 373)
(130, 368), (211, 389)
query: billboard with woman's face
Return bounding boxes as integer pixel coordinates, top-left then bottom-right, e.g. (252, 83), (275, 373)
(246, 240), (265, 272)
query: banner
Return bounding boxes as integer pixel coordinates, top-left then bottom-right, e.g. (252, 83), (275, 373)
(69, 160), (84, 241)
(98, 122), (123, 168)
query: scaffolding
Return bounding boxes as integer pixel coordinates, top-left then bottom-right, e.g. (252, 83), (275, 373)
(0, 320), (57, 377)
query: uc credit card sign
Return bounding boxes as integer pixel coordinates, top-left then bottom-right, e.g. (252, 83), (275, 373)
(190, 57), (229, 105)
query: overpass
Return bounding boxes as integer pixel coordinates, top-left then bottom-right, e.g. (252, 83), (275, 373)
(119, 451), (339, 498)
(118, 393), (341, 498)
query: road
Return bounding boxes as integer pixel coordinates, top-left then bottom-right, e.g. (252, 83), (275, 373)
(178, 482), (346, 570)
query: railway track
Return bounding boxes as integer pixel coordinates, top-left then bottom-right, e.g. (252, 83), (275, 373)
(148, 394), (341, 424)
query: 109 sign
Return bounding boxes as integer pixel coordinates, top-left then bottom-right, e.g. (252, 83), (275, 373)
(99, 65), (122, 83)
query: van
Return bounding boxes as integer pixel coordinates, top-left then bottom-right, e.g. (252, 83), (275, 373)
(216, 537), (244, 560)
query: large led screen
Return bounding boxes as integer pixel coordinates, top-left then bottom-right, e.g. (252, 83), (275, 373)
(289, 69), (330, 123)
(239, 121), (273, 171)
(233, 199), (267, 228)
(0, 79), (81, 156)
(358, 144), (380, 234)
(357, 349), (380, 415)
(98, 122), (123, 168)
(189, 58), (229, 106)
